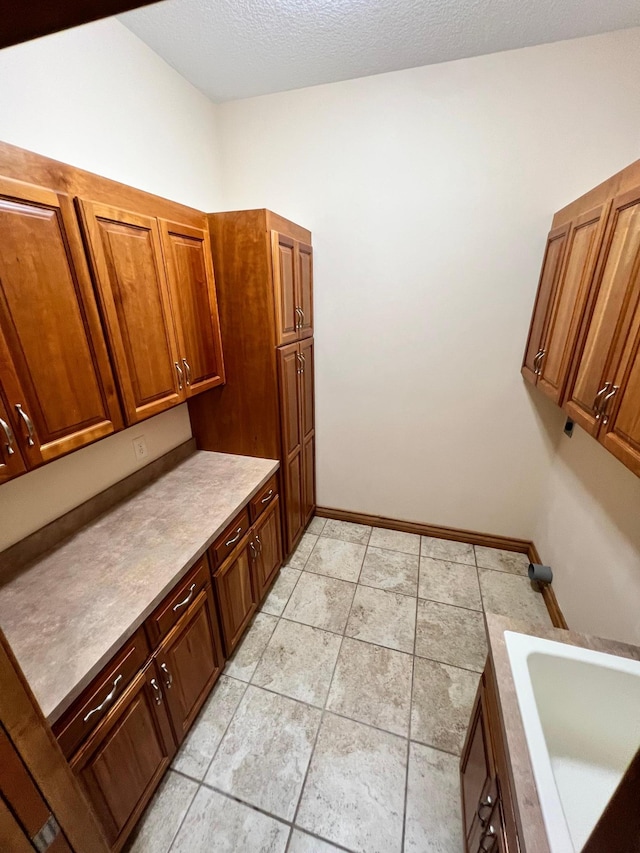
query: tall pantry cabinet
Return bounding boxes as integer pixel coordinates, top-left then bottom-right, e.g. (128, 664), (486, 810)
(188, 210), (315, 554)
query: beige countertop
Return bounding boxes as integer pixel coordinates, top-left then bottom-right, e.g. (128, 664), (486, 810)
(485, 612), (640, 853)
(0, 450), (278, 723)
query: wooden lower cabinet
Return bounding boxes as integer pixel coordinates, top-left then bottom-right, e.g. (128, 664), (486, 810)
(460, 663), (518, 853)
(250, 497), (283, 600)
(155, 584), (224, 744)
(71, 663), (175, 851)
(213, 539), (257, 656)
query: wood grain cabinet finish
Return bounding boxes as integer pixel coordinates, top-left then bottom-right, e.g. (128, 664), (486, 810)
(212, 538), (257, 656)
(460, 666), (518, 853)
(190, 210), (315, 560)
(77, 200), (184, 424)
(250, 496), (283, 600)
(71, 662), (175, 852)
(159, 219), (225, 396)
(0, 177), (122, 469)
(155, 583), (224, 745)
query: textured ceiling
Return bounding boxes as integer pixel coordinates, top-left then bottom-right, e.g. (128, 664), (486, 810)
(120, 0), (640, 102)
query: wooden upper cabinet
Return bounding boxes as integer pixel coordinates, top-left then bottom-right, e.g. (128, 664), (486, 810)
(77, 200), (184, 424)
(159, 220), (225, 396)
(0, 392), (26, 483)
(272, 231), (298, 345)
(537, 203), (610, 404)
(272, 231), (314, 346)
(522, 223), (569, 384)
(0, 178), (122, 466)
(565, 187), (640, 435)
(298, 242), (313, 339)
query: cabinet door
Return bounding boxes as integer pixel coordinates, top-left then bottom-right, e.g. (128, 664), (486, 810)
(272, 232), (298, 346)
(521, 223), (569, 384)
(0, 178), (122, 466)
(251, 497), (283, 600)
(278, 342), (304, 552)
(0, 390), (26, 483)
(159, 220), (225, 396)
(72, 663), (175, 851)
(460, 679), (495, 846)
(156, 584), (224, 745)
(565, 187), (640, 434)
(297, 242), (313, 339)
(212, 540), (257, 656)
(537, 203), (609, 404)
(77, 200), (184, 424)
(299, 338), (316, 524)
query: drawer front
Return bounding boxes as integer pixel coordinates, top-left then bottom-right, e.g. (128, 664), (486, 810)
(145, 557), (210, 647)
(54, 627), (149, 759)
(212, 507), (250, 567)
(249, 474), (279, 522)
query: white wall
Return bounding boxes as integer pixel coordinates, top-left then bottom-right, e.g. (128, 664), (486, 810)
(216, 28), (640, 543)
(0, 18), (223, 550)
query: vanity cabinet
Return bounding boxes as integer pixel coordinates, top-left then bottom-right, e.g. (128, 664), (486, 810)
(460, 664), (519, 853)
(70, 662), (175, 851)
(188, 209), (315, 558)
(0, 177), (122, 473)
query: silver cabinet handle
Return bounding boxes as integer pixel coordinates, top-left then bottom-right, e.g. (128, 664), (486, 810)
(299, 307), (305, 327)
(255, 533), (263, 555)
(593, 382), (611, 416)
(172, 582), (196, 612)
(532, 349), (543, 373)
(15, 404), (36, 446)
(536, 349), (546, 375)
(182, 358), (191, 386)
(174, 361), (184, 391)
(477, 794), (493, 826)
(296, 352), (304, 374)
(225, 526), (243, 547)
(150, 677), (163, 705)
(295, 306), (303, 330)
(83, 675), (123, 723)
(601, 385), (619, 426)
(479, 825), (497, 852)
(160, 662), (173, 688)
(0, 417), (16, 456)
(261, 489), (274, 504)
(249, 539), (258, 560)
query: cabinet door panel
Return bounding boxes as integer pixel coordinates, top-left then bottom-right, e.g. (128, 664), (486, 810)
(72, 664), (175, 850)
(156, 585), (224, 744)
(252, 497), (283, 600)
(522, 224), (569, 384)
(302, 433), (316, 526)
(297, 242), (313, 339)
(0, 178), (121, 465)
(278, 343), (303, 551)
(0, 391), (26, 483)
(213, 542), (257, 656)
(565, 188), (640, 433)
(460, 679), (494, 843)
(299, 339), (315, 525)
(538, 204), (609, 404)
(272, 232), (298, 346)
(160, 220), (225, 396)
(78, 200), (183, 424)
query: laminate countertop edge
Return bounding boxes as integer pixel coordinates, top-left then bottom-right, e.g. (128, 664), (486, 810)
(484, 612), (640, 853)
(0, 450), (279, 724)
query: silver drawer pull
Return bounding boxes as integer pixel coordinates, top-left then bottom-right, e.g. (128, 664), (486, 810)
(261, 489), (274, 504)
(160, 662), (173, 688)
(0, 417), (16, 456)
(172, 582), (196, 612)
(480, 825), (497, 852)
(225, 526), (243, 546)
(15, 404), (36, 446)
(150, 677), (163, 705)
(477, 794), (493, 825)
(83, 674), (123, 723)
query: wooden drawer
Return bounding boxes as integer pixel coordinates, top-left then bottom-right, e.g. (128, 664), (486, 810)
(145, 557), (210, 648)
(211, 507), (250, 567)
(249, 474), (279, 522)
(53, 627), (149, 759)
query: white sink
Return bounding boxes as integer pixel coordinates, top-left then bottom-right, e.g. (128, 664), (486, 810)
(504, 631), (640, 853)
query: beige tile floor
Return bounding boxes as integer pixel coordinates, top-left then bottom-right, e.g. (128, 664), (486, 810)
(127, 518), (550, 853)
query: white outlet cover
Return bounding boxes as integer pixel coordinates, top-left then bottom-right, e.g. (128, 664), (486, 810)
(133, 436), (148, 461)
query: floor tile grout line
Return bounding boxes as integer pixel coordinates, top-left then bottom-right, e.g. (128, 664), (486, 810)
(289, 826), (357, 853)
(194, 676), (250, 787)
(165, 775), (202, 853)
(197, 779), (293, 827)
(413, 651), (484, 676)
(401, 588), (420, 853)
